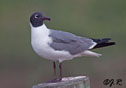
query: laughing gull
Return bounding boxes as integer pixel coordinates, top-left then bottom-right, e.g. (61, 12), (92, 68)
(30, 12), (115, 81)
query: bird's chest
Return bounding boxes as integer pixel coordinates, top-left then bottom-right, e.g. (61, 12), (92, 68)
(31, 33), (53, 57)
(31, 27), (54, 58)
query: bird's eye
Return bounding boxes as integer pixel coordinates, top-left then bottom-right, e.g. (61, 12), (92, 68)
(35, 14), (39, 18)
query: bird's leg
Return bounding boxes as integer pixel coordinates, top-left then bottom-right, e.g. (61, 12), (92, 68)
(53, 61), (57, 80)
(59, 62), (62, 81)
(46, 62), (62, 83)
(46, 61), (57, 83)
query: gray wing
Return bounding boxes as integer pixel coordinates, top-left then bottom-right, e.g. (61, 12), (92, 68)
(49, 29), (95, 55)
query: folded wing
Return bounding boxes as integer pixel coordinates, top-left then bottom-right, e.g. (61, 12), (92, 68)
(49, 29), (95, 55)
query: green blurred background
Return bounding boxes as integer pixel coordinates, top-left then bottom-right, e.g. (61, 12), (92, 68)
(0, 0), (126, 88)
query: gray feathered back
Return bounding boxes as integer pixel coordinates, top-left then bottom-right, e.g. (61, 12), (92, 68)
(49, 29), (94, 55)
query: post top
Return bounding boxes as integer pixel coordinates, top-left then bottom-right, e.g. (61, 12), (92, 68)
(32, 76), (90, 88)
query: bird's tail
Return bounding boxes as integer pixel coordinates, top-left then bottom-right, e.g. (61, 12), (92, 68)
(91, 38), (116, 49)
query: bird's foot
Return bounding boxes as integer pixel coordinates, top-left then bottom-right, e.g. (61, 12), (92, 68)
(46, 78), (62, 83)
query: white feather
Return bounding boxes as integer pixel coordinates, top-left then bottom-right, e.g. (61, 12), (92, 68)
(88, 42), (97, 49)
(80, 50), (102, 57)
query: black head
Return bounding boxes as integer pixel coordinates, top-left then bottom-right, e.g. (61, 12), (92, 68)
(30, 12), (51, 27)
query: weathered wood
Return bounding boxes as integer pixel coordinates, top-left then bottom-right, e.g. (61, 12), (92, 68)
(32, 76), (90, 88)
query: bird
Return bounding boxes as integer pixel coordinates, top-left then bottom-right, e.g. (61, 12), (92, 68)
(30, 12), (115, 82)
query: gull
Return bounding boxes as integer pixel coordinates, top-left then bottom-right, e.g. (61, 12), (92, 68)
(30, 12), (115, 81)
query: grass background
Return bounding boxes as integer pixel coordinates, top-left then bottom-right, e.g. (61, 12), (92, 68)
(0, 0), (126, 88)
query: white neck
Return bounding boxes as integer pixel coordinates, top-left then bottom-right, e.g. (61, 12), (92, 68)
(30, 23), (50, 44)
(30, 23), (47, 30)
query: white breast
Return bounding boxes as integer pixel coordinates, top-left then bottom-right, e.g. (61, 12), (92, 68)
(30, 24), (74, 62)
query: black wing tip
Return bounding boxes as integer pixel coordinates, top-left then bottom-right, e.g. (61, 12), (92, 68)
(91, 38), (112, 44)
(111, 42), (116, 45)
(107, 42), (116, 46)
(93, 41), (116, 49)
(103, 38), (111, 41)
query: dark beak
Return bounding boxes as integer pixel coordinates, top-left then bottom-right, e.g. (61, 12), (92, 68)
(42, 16), (51, 21)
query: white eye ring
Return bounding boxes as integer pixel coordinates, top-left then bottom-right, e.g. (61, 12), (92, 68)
(35, 14), (39, 18)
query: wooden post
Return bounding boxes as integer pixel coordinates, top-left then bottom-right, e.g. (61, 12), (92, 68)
(32, 76), (90, 88)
